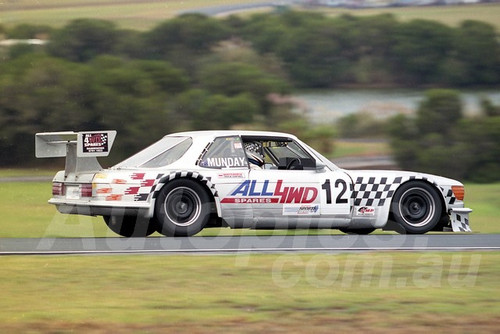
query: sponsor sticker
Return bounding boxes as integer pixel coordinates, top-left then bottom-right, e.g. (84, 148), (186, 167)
(221, 180), (318, 204)
(356, 206), (375, 216)
(218, 172), (245, 179)
(81, 132), (109, 154)
(200, 157), (247, 168)
(283, 204), (320, 216)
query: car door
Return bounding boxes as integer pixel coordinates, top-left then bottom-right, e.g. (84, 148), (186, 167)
(242, 137), (353, 228)
(248, 168), (352, 228)
(317, 169), (352, 218)
(198, 135), (251, 227)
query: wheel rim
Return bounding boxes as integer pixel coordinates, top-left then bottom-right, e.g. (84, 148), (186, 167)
(398, 187), (436, 228)
(164, 187), (202, 227)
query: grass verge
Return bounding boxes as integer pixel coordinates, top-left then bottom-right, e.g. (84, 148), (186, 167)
(0, 0), (270, 30)
(332, 139), (390, 158)
(0, 168), (56, 178)
(0, 252), (498, 333)
(1, 2), (499, 31)
(315, 3), (500, 31)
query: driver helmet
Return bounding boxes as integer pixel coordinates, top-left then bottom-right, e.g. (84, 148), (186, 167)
(247, 151), (264, 167)
(245, 142), (264, 168)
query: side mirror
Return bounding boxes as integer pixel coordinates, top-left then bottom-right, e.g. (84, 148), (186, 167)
(315, 162), (327, 173)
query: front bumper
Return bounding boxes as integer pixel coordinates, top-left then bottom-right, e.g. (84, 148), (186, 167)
(450, 208), (472, 232)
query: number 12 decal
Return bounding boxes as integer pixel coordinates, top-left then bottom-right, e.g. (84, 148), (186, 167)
(322, 179), (349, 204)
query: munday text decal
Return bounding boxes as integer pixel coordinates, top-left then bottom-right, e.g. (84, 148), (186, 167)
(221, 180), (318, 204)
(202, 157), (246, 168)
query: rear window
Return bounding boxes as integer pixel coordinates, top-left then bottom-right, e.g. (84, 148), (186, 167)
(114, 136), (191, 168)
(140, 138), (192, 167)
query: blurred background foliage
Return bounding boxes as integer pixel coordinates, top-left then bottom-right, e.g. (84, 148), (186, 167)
(388, 90), (500, 183)
(0, 11), (499, 181)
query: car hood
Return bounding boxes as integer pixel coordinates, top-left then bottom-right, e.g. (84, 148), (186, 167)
(344, 169), (463, 187)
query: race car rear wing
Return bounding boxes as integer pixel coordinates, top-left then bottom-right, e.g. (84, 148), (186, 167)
(35, 131), (116, 176)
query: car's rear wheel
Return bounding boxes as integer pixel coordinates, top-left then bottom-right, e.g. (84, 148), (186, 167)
(339, 228), (376, 235)
(154, 179), (211, 237)
(104, 215), (156, 237)
(391, 182), (442, 234)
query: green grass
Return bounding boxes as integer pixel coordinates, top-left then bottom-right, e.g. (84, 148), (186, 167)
(0, 170), (498, 332)
(0, 252), (498, 332)
(314, 3), (500, 31)
(0, 0), (270, 30)
(465, 183), (500, 234)
(0, 168), (56, 178)
(0, 182), (108, 238)
(1, 1), (499, 31)
(0, 179), (498, 238)
(332, 140), (391, 158)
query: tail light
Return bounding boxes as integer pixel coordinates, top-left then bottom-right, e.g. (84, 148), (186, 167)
(451, 185), (465, 201)
(81, 184), (93, 197)
(52, 182), (65, 196)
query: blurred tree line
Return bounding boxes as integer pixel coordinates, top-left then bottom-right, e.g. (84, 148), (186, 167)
(338, 90), (500, 182)
(389, 90), (500, 183)
(0, 11), (499, 180)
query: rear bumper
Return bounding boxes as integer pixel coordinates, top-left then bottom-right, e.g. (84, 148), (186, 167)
(49, 199), (150, 218)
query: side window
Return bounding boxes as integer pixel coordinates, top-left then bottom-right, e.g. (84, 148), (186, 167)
(269, 141), (310, 160)
(240, 136), (317, 170)
(267, 140), (316, 170)
(199, 136), (248, 169)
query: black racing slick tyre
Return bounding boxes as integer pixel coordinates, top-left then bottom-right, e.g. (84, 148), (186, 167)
(104, 215), (156, 237)
(154, 179), (211, 237)
(391, 182), (443, 234)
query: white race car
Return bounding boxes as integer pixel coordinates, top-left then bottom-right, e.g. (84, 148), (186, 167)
(36, 130), (472, 237)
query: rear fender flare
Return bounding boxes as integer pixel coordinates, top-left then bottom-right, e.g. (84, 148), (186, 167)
(146, 171), (220, 218)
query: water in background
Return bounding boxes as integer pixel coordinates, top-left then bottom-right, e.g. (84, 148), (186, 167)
(293, 89), (500, 123)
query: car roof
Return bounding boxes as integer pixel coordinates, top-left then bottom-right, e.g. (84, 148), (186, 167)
(166, 130), (298, 140)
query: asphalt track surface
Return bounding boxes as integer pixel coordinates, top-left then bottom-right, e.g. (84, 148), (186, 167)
(1, 234), (499, 255)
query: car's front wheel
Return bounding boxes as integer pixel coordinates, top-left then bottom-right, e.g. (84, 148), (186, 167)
(391, 182), (443, 234)
(154, 179), (211, 237)
(104, 215), (156, 237)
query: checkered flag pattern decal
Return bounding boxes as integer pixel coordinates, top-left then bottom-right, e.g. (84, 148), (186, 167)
(151, 171), (218, 201)
(451, 211), (472, 232)
(444, 188), (456, 205)
(352, 175), (458, 208)
(352, 176), (403, 207)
